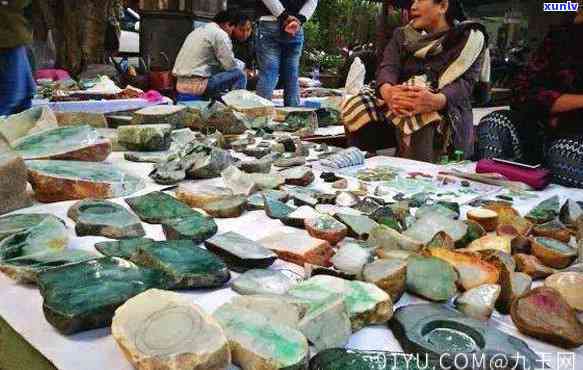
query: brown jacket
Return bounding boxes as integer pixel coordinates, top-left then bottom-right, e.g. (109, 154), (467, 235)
(0, 0), (32, 49)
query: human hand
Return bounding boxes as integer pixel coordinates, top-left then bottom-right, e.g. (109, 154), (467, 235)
(380, 84), (415, 117)
(401, 86), (447, 115)
(284, 20), (301, 36)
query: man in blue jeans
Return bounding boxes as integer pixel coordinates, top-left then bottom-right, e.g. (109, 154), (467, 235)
(174, 11), (253, 100)
(256, 0), (318, 107)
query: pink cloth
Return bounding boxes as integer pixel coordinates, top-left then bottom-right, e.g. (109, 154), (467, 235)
(475, 159), (551, 190)
(35, 69), (71, 81)
(139, 90), (163, 103)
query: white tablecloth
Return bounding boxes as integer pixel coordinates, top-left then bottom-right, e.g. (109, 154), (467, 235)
(1, 154), (582, 370)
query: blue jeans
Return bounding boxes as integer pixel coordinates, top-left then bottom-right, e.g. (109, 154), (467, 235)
(206, 68), (247, 98)
(0, 46), (35, 116)
(256, 21), (304, 107)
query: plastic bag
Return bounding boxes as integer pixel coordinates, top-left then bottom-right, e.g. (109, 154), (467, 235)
(31, 30), (56, 70)
(344, 57), (366, 95)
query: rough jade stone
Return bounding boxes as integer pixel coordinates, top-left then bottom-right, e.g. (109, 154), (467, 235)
(0, 216), (68, 262)
(38, 257), (167, 335)
(0, 213), (53, 241)
(228, 295), (309, 329)
(0, 150), (32, 215)
(131, 105), (187, 129)
(0, 249), (98, 284)
(213, 304), (309, 370)
(162, 214), (218, 244)
(221, 165), (258, 196)
(560, 199), (583, 228)
(287, 275), (393, 331)
(531, 237), (577, 269)
(203, 195), (247, 218)
(247, 190), (289, 210)
(309, 349), (427, 370)
(124, 150), (170, 163)
(260, 231), (334, 267)
(132, 240), (230, 289)
(297, 294), (351, 351)
(175, 182), (234, 208)
(231, 269), (298, 295)
(330, 243), (372, 279)
(67, 199), (145, 239)
(248, 173), (285, 190)
(405, 256), (458, 302)
(304, 214), (348, 245)
(125, 191), (198, 224)
(404, 212), (468, 244)
(204, 232), (277, 272)
(95, 238), (155, 259)
(514, 253), (555, 279)
(367, 225), (423, 252)
(455, 284), (501, 321)
(545, 272), (583, 311)
(26, 160), (145, 202)
(112, 289), (231, 370)
(281, 206), (320, 228)
(389, 304), (541, 369)
(280, 166), (315, 186)
(335, 213), (379, 240)
(238, 157), (273, 174)
(263, 195), (296, 220)
(0, 106), (58, 144)
(273, 156), (306, 168)
(363, 259), (408, 303)
(532, 218), (571, 243)
(54, 111), (107, 128)
(526, 195), (560, 224)
(117, 124), (172, 151)
(13, 125), (111, 161)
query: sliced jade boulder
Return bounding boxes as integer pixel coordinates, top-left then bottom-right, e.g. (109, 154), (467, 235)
(309, 349), (427, 370)
(213, 304), (309, 370)
(287, 275), (392, 331)
(247, 190), (289, 210)
(0, 216), (68, 262)
(175, 182), (234, 208)
(13, 125), (111, 161)
(132, 240), (230, 289)
(390, 304), (541, 369)
(231, 269), (298, 295)
(404, 211), (467, 244)
(264, 195), (296, 220)
(67, 199), (145, 239)
(0, 249), (98, 284)
(560, 199), (583, 228)
(204, 231), (277, 272)
(531, 237), (577, 269)
(38, 257), (167, 334)
(95, 238), (155, 259)
(125, 191), (198, 224)
(0, 213), (53, 241)
(117, 124), (172, 151)
(203, 195), (247, 218)
(335, 213), (379, 240)
(162, 214), (218, 244)
(131, 105), (187, 129)
(26, 160), (145, 202)
(406, 256), (458, 302)
(526, 195), (560, 224)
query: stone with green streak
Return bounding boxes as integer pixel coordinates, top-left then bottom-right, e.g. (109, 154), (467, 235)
(117, 124), (172, 151)
(287, 275), (392, 331)
(526, 195), (560, 224)
(309, 349), (427, 370)
(231, 269), (298, 295)
(247, 190), (289, 210)
(0, 213), (53, 241)
(248, 173), (285, 190)
(335, 213), (379, 240)
(12, 125), (111, 161)
(132, 240), (230, 289)
(204, 232), (277, 272)
(67, 199), (145, 239)
(0, 216), (68, 262)
(264, 195), (296, 220)
(162, 214), (218, 244)
(405, 256), (458, 302)
(389, 304), (541, 369)
(131, 105), (187, 129)
(94, 238), (155, 259)
(203, 195), (247, 218)
(38, 257), (168, 334)
(213, 303), (309, 370)
(297, 294), (351, 351)
(0, 249), (98, 284)
(125, 191), (198, 224)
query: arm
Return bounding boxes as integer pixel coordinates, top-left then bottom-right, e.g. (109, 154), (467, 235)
(260, 0), (285, 17)
(297, 0), (319, 23)
(440, 49), (484, 112)
(551, 94), (583, 113)
(214, 32), (237, 71)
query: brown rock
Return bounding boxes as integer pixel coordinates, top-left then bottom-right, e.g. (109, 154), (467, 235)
(259, 231), (334, 267)
(497, 264), (532, 314)
(530, 237), (577, 269)
(484, 203), (533, 235)
(0, 150), (32, 215)
(544, 272), (583, 311)
(175, 183), (233, 208)
(202, 195), (247, 218)
(511, 287), (583, 348)
(363, 259), (407, 303)
(514, 253), (556, 279)
(304, 214), (348, 245)
(497, 224), (531, 254)
(466, 208), (499, 232)
(532, 221), (572, 243)
(55, 112), (107, 128)
(463, 234), (512, 254)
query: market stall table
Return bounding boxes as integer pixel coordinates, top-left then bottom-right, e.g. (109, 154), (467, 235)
(1, 154), (583, 370)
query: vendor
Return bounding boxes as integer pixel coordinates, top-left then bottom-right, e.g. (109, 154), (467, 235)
(0, 0), (35, 116)
(255, 0), (319, 107)
(173, 10), (253, 99)
(476, 5), (583, 188)
(342, 0), (487, 162)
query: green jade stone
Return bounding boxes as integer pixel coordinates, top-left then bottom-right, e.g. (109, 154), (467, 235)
(335, 214), (379, 240)
(204, 231), (277, 272)
(203, 195), (247, 218)
(38, 257), (167, 335)
(132, 240), (230, 289)
(526, 195), (560, 224)
(309, 349), (427, 370)
(117, 124), (172, 151)
(231, 269), (298, 295)
(264, 195), (296, 220)
(389, 304), (541, 370)
(247, 190), (289, 210)
(0, 213), (53, 241)
(68, 199), (145, 239)
(535, 237), (576, 254)
(13, 125), (109, 160)
(0, 216), (68, 262)
(406, 256), (458, 302)
(95, 238), (155, 259)
(162, 214), (218, 244)
(214, 304), (309, 370)
(125, 191), (198, 224)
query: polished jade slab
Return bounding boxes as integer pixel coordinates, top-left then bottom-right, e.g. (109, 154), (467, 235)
(68, 199), (145, 239)
(0, 213), (53, 241)
(95, 238), (155, 259)
(133, 240), (230, 289)
(13, 125), (105, 160)
(0, 216), (68, 262)
(26, 160), (145, 197)
(204, 231), (277, 272)
(162, 214), (218, 243)
(125, 191), (198, 224)
(309, 349), (426, 370)
(38, 257), (167, 334)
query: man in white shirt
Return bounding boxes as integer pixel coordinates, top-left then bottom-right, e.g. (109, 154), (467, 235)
(173, 11), (252, 99)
